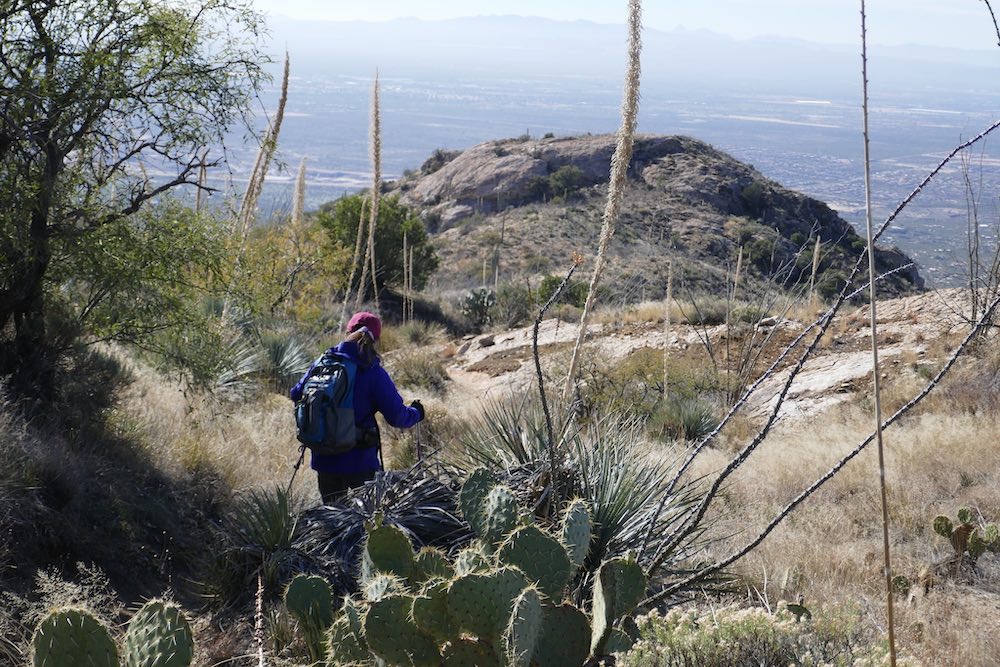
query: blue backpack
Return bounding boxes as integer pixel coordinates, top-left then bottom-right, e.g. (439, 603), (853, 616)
(294, 352), (359, 455)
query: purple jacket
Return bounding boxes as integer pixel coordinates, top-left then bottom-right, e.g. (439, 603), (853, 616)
(290, 341), (422, 474)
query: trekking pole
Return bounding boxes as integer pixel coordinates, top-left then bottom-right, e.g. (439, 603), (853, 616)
(415, 422), (424, 462)
(285, 445), (306, 497)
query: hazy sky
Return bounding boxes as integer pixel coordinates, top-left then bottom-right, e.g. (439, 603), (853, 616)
(251, 0), (996, 50)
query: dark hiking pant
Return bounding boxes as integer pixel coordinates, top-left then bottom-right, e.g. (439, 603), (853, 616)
(317, 469), (377, 504)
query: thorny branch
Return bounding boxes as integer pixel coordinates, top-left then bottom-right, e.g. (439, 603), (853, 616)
(642, 290), (1000, 607)
(642, 117), (1000, 582)
(982, 0), (1000, 46)
(533, 253), (583, 511)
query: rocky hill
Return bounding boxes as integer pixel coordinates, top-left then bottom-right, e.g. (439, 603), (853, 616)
(391, 134), (923, 300)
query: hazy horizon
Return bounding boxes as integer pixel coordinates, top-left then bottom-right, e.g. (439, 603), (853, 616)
(251, 0), (999, 51)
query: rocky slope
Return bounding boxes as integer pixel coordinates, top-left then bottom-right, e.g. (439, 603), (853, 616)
(430, 288), (971, 424)
(391, 134), (923, 300)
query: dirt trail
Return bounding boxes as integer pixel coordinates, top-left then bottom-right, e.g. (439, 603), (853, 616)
(440, 289), (972, 421)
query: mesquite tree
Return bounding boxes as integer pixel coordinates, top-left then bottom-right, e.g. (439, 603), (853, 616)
(0, 0), (267, 396)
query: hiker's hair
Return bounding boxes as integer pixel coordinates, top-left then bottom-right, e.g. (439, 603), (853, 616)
(348, 323), (379, 365)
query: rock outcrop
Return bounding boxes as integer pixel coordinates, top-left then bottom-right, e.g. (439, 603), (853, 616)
(390, 133), (923, 299)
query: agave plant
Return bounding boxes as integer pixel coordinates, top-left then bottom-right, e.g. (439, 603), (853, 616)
(294, 465), (473, 596)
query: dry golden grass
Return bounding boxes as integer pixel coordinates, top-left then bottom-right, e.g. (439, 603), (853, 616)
(121, 363), (318, 502)
(694, 401), (1000, 666)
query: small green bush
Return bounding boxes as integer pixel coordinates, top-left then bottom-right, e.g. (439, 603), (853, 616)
(619, 604), (897, 667)
(649, 395), (717, 442)
(461, 288), (496, 329)
(494, 282), (535, 328)
(386, 349), (450, 395)
(381, 320), (447, 352)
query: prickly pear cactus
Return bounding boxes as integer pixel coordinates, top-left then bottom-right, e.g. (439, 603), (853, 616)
(985, 523), (1000, 551)
(448, 567), (529, 643)
(123, 600), (194, 667)
(325, 616), (370, 666)
(482, 484), (519, 548)
(363, 523), (416, 583)
(32, 607), (118, 667)
(454, 544), (491, 576)
(933, 515), (953, 538)
(957, 507), (974, 525)
(503, 587), (542, 667)
(459, 468), (496, 538)
(412, 579), (455, 642)
(414, 546), (454, 584)
(532, 603), (591, 667)
(560, 498), (592, 571)
(364, 594), (441, 667)
(442, 639), (500, 666)
(591, 555), (646, 655)
(284, 574), (335, 628)
(363, 573), (404, 602)
(498, 525), (572, 600)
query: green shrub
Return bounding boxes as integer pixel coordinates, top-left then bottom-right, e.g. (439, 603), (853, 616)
(381, 320), (447, 352)
(648, 395), (718, 442)
(741, 180), (769, 219)
(619, 603), (896, 667)
(461, 288), (496, 329)
(385, 349), (450, 395)
(494, 282), (536, 328)
(538, 274), (590, 308)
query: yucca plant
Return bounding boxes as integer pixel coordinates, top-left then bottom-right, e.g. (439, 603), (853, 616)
(213, 332), (265, 399)
(451, 395), (717, 603)
(649, 395), (718, 442)
(212, 486), (318, 606)
(257, 327), (313, 392)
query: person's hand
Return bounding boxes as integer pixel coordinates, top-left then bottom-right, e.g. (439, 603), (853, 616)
(410, 399), (425, 420)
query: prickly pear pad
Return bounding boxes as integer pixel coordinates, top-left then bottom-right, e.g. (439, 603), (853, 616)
(459, 468), (496, 538)
(364, 594), (441, 667)
(283, 574), (335, 627)
(591, 556), (646, 655)
(483, 485), (519, 549)
(123, 600), (194, 667)
(499, 525), (573, 600)
(532, 603), (591, 667)
(447, 567), (529, 642)
(504, 587), (542, 667)
(560, 498), (593, 571)
(412, 579), (455, 642)
(363, 523), (416, 583)
(32, 607), (118, 667)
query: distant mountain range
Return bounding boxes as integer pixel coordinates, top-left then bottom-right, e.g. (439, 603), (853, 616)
(266, 14), (1000, 97)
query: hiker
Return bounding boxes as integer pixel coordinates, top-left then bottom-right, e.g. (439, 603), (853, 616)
(290, 311), (424, 503)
